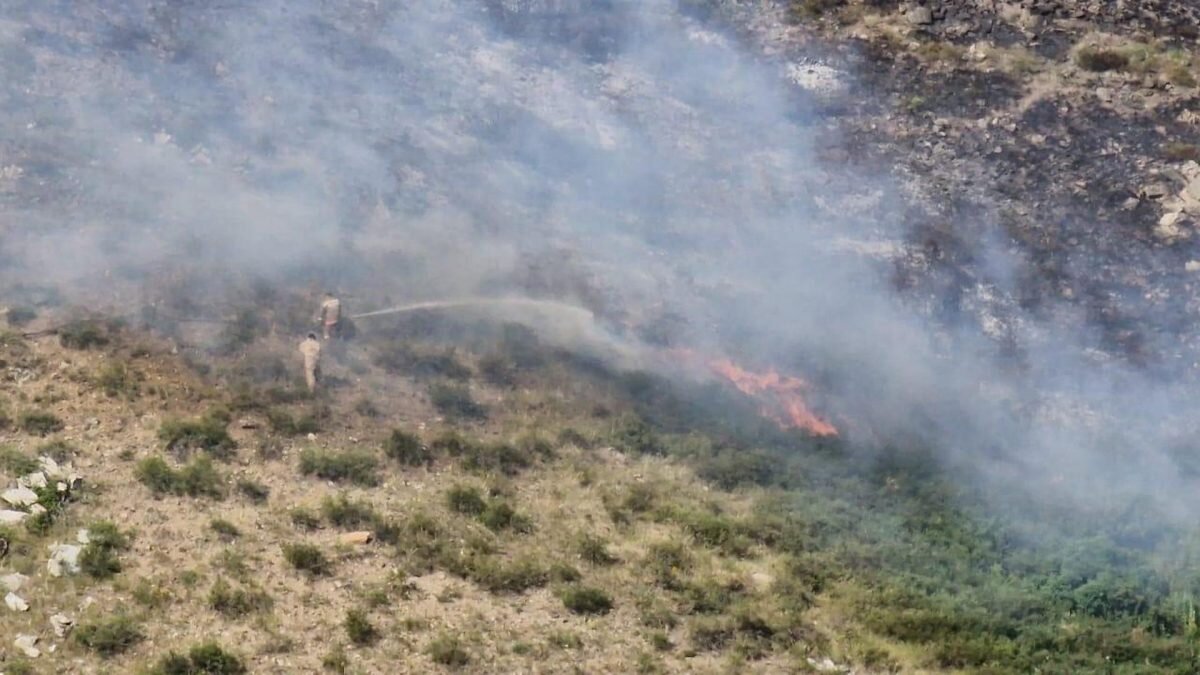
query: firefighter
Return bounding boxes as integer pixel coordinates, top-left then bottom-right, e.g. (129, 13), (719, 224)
(316, 292), (342, 340)
(299, 332), (322, 393)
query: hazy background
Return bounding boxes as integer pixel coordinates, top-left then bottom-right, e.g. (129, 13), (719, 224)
(1, 0), (1196, 518)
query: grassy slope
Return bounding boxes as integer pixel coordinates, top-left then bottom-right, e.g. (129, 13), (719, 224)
(1, 313), (1198, 674)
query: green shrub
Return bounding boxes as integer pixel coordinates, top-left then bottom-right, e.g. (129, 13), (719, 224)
(459, 442), (533, 476)
(291, 508), (322, 531)
(550, 562), (583, 583)
(135, 456), (226, 499)
(1076, 46), (1130, 72)
(266, 408), (322, 436)
(96, 362), (139, 398)
(446, 485), (487, 516)
(283, 543), (332, 577)
(19, 411), (63, 436)
(429, 383), (486, 420)
(645, 541), (692, 589)
(159, 413), (236, 459)
(74, 615), (143, 657)
(560, 586), (614, 615)
(344, 608), (379, 646)
(235, 479), (269, 503)
(37, 438), (76, 462)
(298, 447), (380, 486)
(208, 579), (273, 618)
(0, 445), (37, 475)
(469, 556), (549, 594)
(427, 634), (470, 667)
(80, 521), (131, 579)
(321, 494), (378, 529)
(150, 642), (246, 674)
(577, 533), (620, 566)
(384, 429), (430, 466)
(354, 397), (381, 418)
(5, 306), (36, 327)
(479, 501), (532, 533)
(210, 519), (240, 540)
(321, 645), (349, 674)
(59, 320), (111, 350)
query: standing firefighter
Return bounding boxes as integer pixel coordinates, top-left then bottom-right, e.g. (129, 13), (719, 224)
(316, 292), (342, 340)
(299, 332), (322, 393)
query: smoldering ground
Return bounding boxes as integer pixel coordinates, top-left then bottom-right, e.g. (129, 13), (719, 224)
(0, 0), (1197, 521)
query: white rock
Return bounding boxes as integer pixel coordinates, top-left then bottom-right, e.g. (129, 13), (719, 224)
(14, 634), (40, 658)
(19, 471), (48, 489)
(29, 503), (47, 516)
(2, 486), (39, 508)
(1186, 260), (1200, 272)
(5, 592), (29, 612)
(1, 573), (28, 592)
(0, 510), (28, 525)
(76, 529), (91, 545)
(47, 544), (82, 577)
(38, 456), (63, 479)
(50, 613), (74, 637)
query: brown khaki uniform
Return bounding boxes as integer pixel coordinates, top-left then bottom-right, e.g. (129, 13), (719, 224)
(299, 337), (322, 392)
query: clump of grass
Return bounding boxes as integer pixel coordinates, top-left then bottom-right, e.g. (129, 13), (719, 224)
(79, 521), (131, 579)
(236, 479), (269, 503)
(322, 645), (349, 673)
(283, 542), (332, 577)
(467, 555), (549, 594)
(298, 447), (380, 486)
(427, 633), (470, 667)
(560, 586), (614, 615)
(209, 579), (273, 618)
(428, 383), (486, 420)
(479, 500), (532, 533)
(136, 456), (226, 499)
(577, 533), (620, 566)
(384, 429), (431, 466)
(159, 410), (236, 459)
(36, 438), (76, 463)
(344, 608), (379, 646)
(74, 614), (143, 657)
(132, 579), (172, 608)
(150, 642), (246, 675)
(373, 343), (472, 380)
(210, 518), (241, 541)
(19, 411), (63, 436)
(354, 397), (381, 418)
(1076, 45), (1130, 72)
(549, 630), (583, 649)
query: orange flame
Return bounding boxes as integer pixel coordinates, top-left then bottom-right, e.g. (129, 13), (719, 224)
(709, 358), (838, 437)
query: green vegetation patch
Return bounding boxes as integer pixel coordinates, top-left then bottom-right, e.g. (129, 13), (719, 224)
(298, 447), (380, 486)
(74, 614), (144, 657)
(136, 456), (226, 499)
(150, 642), (247, 675)
(159, 410), (236, 459)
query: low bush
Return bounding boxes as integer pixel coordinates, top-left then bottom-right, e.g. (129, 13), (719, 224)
(236, 479), (269, 503)
(479, 501), (533, 533)
(1076, 45), (1130, 72)
(384, 429), (430, 466)
(136, 456), (225, 499)
(427, 634), (470, 667)
(321, 493), (378, 529)
(467, 555), (550, 594)
(19, 411), (63, 436)
(373, 343), (472, 380)
(79, 521), (131, 579)
(298, 448), (380, 486)
(159, 411), (236, 459)
(209, 579), (273, 618)
(59, 320), (112, 350)
(266, 408), (323, 436)
(283, 543), (332, 577)
(74, 615), (144, 657)
(446, 485), (487, 516)
(150, 642), (246, 675)
(344, 608), (379, 646)
(5, 306), (36, 327)
(561, 586), (614, 615)
(577, 533), (620, 566)
(96, 362), (140, 398)
(429, 383), (486, 420)
(290, 508), (322, 531)
(210, 519), (241, 540)
(0, 445), (37, 475)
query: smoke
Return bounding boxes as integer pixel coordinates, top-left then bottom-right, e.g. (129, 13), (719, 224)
(1, 1), (1196, 518)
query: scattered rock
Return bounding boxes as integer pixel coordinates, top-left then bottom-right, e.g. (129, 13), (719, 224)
(47, 544), (82, 577)
(76, 529), (90, 545)
(14, 634), (40, 658)
(0, 509), (28, 525)
(1141, 182), (1171, 200)
(908, 6), (934, 25)
(1186, 260), (1200, 272)
(1, 573), (28, 592)
(1154, 211), (1192, 243)
(5, 592), (29, 612)
(50, 613), (74, 638)
(29, 503), (47, 516)
(339, 531), (374, 545)
(20, 471), (48, 489)
(2, 486), (39, 508)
